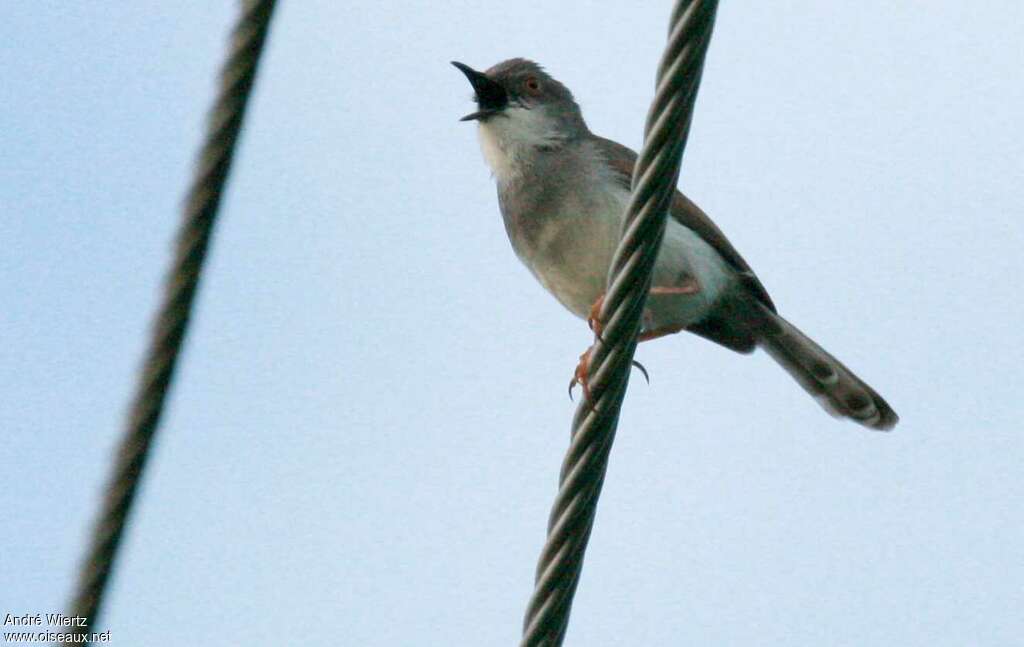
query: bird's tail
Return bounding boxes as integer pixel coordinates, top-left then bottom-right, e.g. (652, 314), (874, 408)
(751, 303), (898, 430)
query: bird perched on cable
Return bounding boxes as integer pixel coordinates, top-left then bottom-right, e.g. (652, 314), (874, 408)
(452, 58), (898, 430)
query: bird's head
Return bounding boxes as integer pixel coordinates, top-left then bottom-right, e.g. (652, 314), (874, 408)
(452, 58), (587, 156)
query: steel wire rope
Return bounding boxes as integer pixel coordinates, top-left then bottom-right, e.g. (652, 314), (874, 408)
(519, 2), (719, 644)
(60, 1), (278, 639)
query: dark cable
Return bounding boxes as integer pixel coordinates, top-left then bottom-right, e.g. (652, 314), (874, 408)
(519, 2), (720, 644)
(61, 1), (277, 639)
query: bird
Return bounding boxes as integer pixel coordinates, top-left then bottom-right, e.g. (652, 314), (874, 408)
(452, 58), (898, 431)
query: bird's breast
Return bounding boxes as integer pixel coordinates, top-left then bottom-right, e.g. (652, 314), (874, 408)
(501, 181), (626, 319)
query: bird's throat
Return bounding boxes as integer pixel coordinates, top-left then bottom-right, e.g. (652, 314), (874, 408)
(476, 108), (568, 183)
(477, 123), (522, 182)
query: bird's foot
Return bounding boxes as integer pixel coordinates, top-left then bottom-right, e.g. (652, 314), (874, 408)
(568, 347), (593, 401)
(568, 346), (651, 402)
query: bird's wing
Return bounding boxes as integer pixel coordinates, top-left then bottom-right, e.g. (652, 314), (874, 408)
(590, 135), (776, 313)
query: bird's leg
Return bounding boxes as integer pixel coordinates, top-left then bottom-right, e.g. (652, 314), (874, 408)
(587, 293), (605, 339)
(573, 293), (606, 400)
(569, 323), (684, 400)
(588, 278), (698, 337)
(648, 277), (700, 297)
(570, 279), (698, 400)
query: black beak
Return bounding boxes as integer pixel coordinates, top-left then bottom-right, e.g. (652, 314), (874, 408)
(451, 61), (507, 121)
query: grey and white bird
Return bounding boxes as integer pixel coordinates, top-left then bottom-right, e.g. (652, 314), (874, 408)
(453, 58), (898, 430)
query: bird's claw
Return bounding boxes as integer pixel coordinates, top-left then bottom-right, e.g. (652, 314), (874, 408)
(568, 351), (651, 402)
(631, 359), (650, 385)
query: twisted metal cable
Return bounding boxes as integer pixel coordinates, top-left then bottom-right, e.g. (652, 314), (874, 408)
(62, 1), (277, 637)
(520, 2), (719, 644)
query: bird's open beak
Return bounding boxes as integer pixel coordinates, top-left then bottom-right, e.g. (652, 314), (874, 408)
(451, 61), (507, 122)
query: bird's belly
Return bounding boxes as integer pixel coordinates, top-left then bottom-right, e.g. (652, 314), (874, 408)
(515, 218), (734, 334)
(521, 213), (618, 319)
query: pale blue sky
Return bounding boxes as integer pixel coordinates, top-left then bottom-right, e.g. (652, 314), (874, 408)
(2, 2), (1022, 645)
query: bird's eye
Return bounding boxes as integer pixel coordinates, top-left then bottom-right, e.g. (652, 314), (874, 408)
(524, 77), (541, 95)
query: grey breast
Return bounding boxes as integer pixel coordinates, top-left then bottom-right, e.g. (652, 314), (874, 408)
(496, 141), (623, 319)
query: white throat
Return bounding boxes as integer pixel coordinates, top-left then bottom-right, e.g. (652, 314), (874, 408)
(476, 106), (565, 182)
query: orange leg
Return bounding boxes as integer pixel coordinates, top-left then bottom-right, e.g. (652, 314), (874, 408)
(649, 279), (699, 297)
(587, 293), (605, 338)
(586, 277), (698, 338)
(569, 323), (686, 400)
(573, 279), (698, 400)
